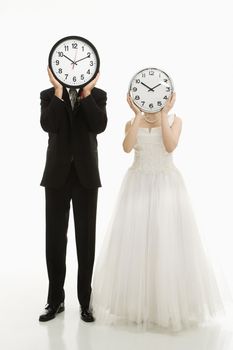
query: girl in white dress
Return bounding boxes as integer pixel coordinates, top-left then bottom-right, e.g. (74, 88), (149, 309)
(92, 93), (224, 331)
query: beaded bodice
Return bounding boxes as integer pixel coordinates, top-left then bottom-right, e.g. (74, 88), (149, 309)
(129, 114), (176, 174)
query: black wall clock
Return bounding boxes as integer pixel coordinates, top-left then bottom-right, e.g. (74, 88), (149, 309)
(48, 36), (100, 88)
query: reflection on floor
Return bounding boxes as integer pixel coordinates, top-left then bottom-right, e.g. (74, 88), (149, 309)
(1, 295), (233, 350)
(1, 272), (233, 350)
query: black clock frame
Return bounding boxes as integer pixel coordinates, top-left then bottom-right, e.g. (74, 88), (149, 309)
(48, 35), (100, 89)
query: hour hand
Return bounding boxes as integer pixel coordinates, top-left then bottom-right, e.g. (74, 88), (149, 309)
(63, 54), (77, 65)
(140, 82), (154, 92)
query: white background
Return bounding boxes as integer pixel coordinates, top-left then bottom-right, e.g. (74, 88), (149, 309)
(0, 0), (233, 349)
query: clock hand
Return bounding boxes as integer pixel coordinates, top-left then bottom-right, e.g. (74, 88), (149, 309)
(150, 83), (161, 91)
(75, 54), (91, 64)
(72, 49), (78, 70)
(63, 54), (77, 65)
(151, 81), (170, 90)
(140, 82), (154, 92)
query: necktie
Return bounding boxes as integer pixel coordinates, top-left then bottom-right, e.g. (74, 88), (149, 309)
(69, 88), (78, 110)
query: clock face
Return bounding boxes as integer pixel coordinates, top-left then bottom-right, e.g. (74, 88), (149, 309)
(129, 68), (174, 113)
(48, 36), (100, 88)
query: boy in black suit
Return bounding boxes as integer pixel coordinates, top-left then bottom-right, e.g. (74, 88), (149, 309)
(39, 67), (107, 322)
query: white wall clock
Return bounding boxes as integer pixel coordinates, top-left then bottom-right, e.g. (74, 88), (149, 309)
(129, 68), (174, 113)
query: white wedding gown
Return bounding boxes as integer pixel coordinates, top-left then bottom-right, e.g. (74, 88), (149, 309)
(92, 113), (224, 331)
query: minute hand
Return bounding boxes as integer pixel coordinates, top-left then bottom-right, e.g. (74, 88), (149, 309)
(75, 54), (91, 64)
(150, 83), (161, 91)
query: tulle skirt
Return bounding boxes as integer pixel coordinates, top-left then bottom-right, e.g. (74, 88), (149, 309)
(92, 166), (224, 331)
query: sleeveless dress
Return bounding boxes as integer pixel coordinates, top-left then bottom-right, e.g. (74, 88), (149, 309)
(92, 113), (224, 331)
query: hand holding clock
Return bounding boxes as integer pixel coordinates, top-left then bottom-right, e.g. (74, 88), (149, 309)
(47, 65), (99, 99)
(127, 94), (143, 119)
(127, 90), (176, 124)
(82, 72), (100, 97)
(47, 67), (63, 99)
(162, 92), (176, 115)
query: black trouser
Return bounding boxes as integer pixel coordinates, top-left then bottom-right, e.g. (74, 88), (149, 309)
(45, 161), (98, 309)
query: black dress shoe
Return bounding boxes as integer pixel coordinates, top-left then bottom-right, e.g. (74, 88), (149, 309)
(80, 307), (95, 323)
(39, 302), (65, 322)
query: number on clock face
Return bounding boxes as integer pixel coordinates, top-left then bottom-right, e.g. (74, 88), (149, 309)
(129, 68), (174, 113)
(49, 36), (100, 88)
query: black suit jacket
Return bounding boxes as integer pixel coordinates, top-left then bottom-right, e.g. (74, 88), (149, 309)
(40, 87), (107, 189)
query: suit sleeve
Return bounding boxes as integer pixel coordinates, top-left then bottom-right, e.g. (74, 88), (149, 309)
(79, 91), (107, 134)
(40, 92), (67, 133)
